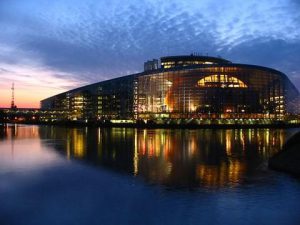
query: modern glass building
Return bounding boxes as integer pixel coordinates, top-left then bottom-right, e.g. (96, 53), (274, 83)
(41, 55), (300, 124)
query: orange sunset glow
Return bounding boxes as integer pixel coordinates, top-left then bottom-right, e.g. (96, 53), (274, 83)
(0, 63), (83, 108)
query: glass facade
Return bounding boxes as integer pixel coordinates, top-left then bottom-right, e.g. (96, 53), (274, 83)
(41, 75), (134, 120)
(41, 56), (300, 123)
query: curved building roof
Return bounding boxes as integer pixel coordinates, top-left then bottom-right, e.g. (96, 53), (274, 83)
(160, 55), (232, 66)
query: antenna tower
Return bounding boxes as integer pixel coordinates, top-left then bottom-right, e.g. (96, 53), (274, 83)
(11, 82), (15, 109)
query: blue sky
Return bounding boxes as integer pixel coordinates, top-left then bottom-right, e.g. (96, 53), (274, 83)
(0, 0), (299, 107)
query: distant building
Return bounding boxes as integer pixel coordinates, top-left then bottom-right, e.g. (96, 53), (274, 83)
(41, 55), (300, 123)
(144, 59), (159, 71)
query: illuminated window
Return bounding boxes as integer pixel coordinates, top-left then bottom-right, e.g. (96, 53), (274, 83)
(197, 75), (247, 88)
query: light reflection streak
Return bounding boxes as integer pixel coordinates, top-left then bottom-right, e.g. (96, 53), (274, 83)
(37, 126), (297, 188)
(134, 129), (138, 176)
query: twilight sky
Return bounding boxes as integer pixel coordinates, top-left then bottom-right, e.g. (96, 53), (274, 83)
(0, 0), (300, 108)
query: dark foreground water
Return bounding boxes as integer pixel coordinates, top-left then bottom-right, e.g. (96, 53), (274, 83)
(1, 125), (300, 225)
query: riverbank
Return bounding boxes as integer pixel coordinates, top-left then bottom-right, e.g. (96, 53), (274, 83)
(269, 131), (300, 177)
(5, 120), (300, 129)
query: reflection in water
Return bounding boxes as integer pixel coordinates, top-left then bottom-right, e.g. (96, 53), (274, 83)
(0, 125), (61, 172)
(0, 124), (40, 161)
(0, 124), (39, 140)
(1, 125), (300, 225)
(38, 126), (297, 188)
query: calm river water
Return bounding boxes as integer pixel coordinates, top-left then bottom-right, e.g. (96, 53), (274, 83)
(1, 125), (300, 225)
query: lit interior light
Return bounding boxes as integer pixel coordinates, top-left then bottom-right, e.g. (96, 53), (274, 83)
(198, 75), (247, 88)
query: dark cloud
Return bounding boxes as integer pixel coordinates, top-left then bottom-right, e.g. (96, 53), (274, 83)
(224, 39), (300, 72)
